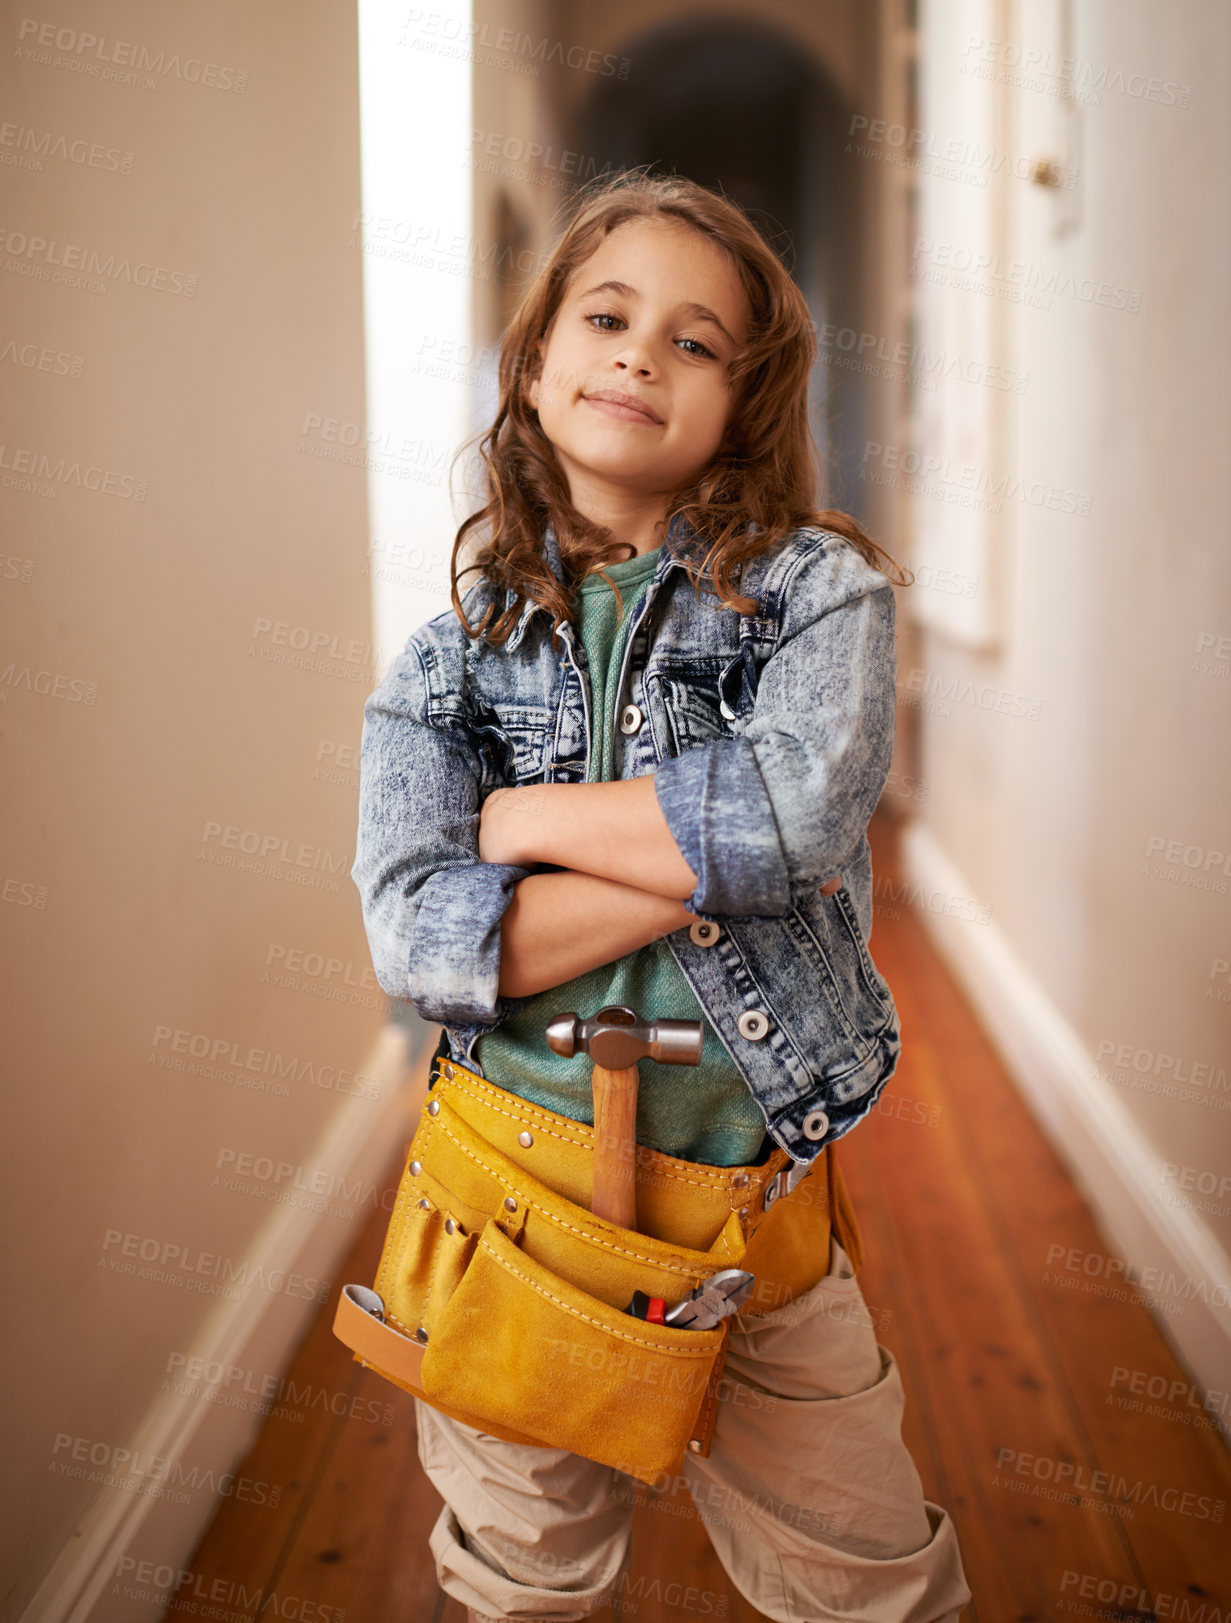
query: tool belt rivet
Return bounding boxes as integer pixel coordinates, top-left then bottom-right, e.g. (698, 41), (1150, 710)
(442, 1063), (454, 1079)
(416, 1197), (431, 1210)
(408, 1160), (422, 1176)
(414, 1326), (429, 1343)
(504, 1196), (518, 1212)
(444, 1216), (456, 1235)
(517, 1130), (534, 1148)
(428, 1099), (440, 1116)
(688, 1439), (703, 1452)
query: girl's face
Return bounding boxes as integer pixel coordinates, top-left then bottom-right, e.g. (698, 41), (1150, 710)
(526, 216), (750, 510)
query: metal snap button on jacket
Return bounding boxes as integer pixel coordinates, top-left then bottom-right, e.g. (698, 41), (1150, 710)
(618, 703), (643, 734)
(736, 1009), (769, 1040)
(689, 920), (721, 947)
(801, 1108), (830, 1140)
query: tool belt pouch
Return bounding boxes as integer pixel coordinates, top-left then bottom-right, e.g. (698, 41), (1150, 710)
(335, 1060), (855, 1484)
(333, 1066), (770, 1486)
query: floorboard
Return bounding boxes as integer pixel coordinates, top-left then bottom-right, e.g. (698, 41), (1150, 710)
(169, 812), (1231, 1621)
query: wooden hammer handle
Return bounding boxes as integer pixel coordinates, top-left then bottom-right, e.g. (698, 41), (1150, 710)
(590, 1062), (639, 1230)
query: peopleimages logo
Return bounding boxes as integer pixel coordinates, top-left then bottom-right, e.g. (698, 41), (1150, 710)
(15, 18), (249, 92)
(1059, 1571), (1213, 1619)
(958, 35), (1192, 108)
(51, 1434), (280, 1505)
(1095, 1038), (1228, 1093)
(994, 1448), (1224, 1521)
(0, 440), (147, 498)
(398, 12), (631, 79)
(113, 1562), (345, 1622)
(0, 224), (198, 295)
(163, 1350), (393, 1428)
(100, 1227), (331, 1303)
(1044, 1242), (1231, 1314)
(150, 1025), (383, 1100)
(1109, 1364), (1229, 1428)
(862, 440), (1092, 516)
(912, 238), (1143, 314)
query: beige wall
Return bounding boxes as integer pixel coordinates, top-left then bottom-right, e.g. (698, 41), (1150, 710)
(0, 4), (395, 1610)
(906, 0), (1230, 1354)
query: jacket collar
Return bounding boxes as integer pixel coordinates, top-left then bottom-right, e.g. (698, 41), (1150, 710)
(500, 512), (712, 652)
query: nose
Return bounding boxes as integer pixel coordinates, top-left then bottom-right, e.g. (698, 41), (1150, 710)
(611, 332), (658, 377)
(614, 352), (653, 375)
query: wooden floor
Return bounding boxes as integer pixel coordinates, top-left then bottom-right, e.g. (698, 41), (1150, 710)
(169, 811), (1231, 1622)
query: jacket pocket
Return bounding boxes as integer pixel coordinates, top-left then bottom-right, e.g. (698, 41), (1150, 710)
(469, 700), (553, 783)
(717, 646), (758, 725)
(826, 881), (895, 1014)
(651, 656), (741, 752)
(786, 885), (895, 1058)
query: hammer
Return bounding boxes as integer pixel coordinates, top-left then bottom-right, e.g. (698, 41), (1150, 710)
(545, 1004), (703, 1230)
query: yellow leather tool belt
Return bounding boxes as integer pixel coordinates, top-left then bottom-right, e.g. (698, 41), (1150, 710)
(333, 1055), (864, 1486)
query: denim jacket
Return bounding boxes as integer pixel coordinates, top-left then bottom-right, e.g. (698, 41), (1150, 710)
(351, 514), (902, 1164)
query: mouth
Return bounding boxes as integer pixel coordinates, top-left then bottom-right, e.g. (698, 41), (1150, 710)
(582, 389), (664, 426)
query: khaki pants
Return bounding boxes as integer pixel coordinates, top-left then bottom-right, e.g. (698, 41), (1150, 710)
(414, 1236), (972, 1622)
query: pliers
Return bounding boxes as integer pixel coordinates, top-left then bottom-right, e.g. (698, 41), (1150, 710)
(624, 1267), (755, 1329)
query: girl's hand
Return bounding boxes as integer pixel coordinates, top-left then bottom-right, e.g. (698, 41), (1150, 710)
(478, 786), (545, 867)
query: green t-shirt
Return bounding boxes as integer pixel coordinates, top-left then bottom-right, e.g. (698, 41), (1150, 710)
(473, 546), (770, 1166)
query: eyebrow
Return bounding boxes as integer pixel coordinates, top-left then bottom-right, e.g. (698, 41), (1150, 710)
(576, 280), (739, 347)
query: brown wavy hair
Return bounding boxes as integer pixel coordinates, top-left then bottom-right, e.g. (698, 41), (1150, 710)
(448, 168), (910, 647)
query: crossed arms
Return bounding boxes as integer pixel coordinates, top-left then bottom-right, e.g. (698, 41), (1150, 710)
(350, 547), (896, 1029)
(477, 777), (703, 999)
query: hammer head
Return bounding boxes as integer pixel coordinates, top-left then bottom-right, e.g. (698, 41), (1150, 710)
(545, 1004), (703, 1072)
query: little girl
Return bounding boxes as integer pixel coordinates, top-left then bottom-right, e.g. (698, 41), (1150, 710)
(352, 171), (971, 1622)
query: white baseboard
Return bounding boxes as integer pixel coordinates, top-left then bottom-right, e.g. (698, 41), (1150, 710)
(21, 1020), (427, 1623)
(899, 822), (1231, 1440)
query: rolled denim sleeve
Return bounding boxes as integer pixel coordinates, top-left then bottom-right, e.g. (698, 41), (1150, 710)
(351, 632), (531, 1027)
(653, 545), (897, 919)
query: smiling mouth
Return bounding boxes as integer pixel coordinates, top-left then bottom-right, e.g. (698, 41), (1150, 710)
(582, 392), (664, 426)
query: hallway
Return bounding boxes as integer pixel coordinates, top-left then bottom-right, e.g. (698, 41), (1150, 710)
(5, 4), (1229, 1618)
(167, 812), (1231, 1623)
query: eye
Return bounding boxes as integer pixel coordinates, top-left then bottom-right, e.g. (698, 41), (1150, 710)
(676, 336), (717, 359)
(583, 311), (718, 360)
